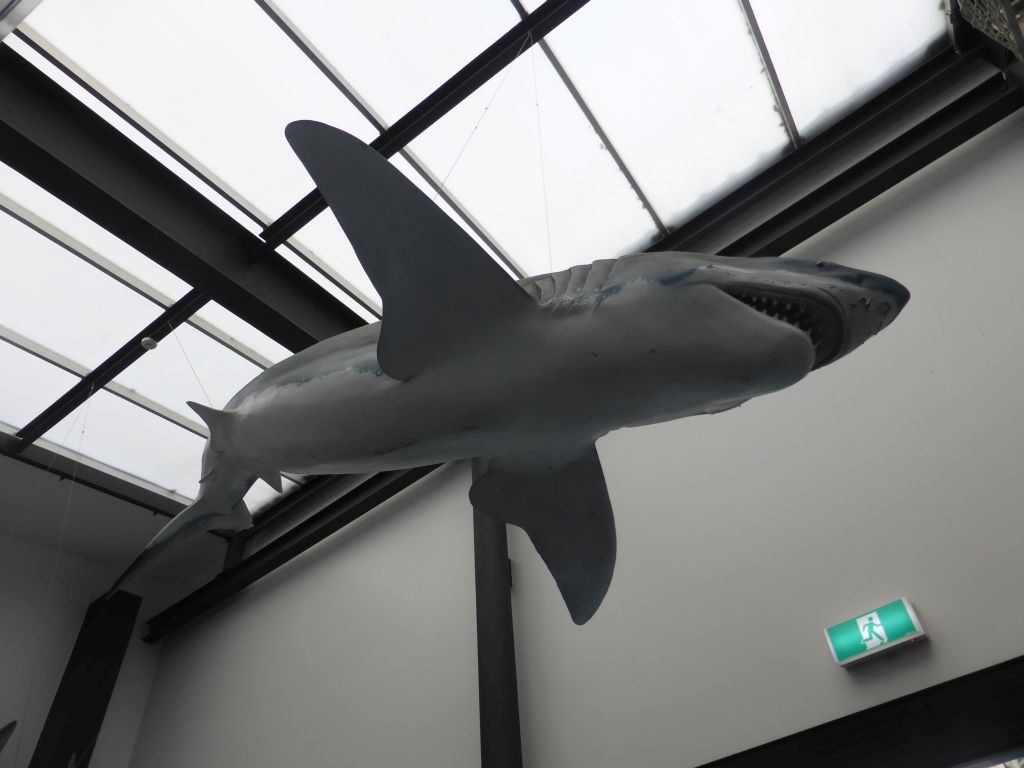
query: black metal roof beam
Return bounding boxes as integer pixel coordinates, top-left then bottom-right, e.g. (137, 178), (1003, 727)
(260, 0), (592, 247)
(508, 0), (668, 239)
(145, 465), (437, 642)
(9, 28), (381, 320)
(0, 432), (238, 535)
(0, 44), (362, 351)
(649, 46), (988, 255)
(737, 0), (801, 149)
(720, 73), (1024, 256)
(11, 289), (207, 449)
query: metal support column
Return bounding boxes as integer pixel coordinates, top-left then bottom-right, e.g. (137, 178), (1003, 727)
(28, 590), (141, 768)
(472, 461), (523, 768)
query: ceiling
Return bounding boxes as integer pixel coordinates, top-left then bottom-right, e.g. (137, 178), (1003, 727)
(0, 0), (948, 559)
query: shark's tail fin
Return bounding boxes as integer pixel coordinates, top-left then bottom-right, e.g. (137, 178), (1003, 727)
(104, 493), (250, 600)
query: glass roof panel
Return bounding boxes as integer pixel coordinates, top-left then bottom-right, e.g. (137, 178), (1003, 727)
(408, 46), (660, 277)
(0, 340), (79, 431)
(21, 0), (378, 223)
(269, 0), (517, 127)
(114, 324), (264, 423)
(0, 206), (162, 369)
(749, 0), (948, 135)
(42, 390), (206, 500)
(522, 0), (789, 231)
(192, 302), (292, 366)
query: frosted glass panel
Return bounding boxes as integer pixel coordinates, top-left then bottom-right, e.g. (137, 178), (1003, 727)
(0, 340), (79, 430)
(43, 390), (206, 499)
(192, 302), (292, 366)
(0, 208), (161, 369)
(114, 324), (264, 421)
(22, 0), (377, 221)
(270, 0), (517, 126)
(410, 47), (659, 277)
(749, 0), (948, 134)
(522, 0), (788, 230)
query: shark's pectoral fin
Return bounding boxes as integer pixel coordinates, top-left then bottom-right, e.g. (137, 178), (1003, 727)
(0, 720), (16, 754)
(285, 121), (537, 381)
(470, 445), (616, 625)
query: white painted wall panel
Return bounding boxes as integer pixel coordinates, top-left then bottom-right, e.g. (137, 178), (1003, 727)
(129, 464), (479, 768)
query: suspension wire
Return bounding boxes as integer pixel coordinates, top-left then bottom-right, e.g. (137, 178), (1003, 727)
(0, 406), (86, 561)
(11, 389), (92, 766)
(530, 44), (554, 274)
(169, 323), (212, 407)
(431, 31), (534, 204)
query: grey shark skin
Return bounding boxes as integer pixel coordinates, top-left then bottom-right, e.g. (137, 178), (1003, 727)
(106, 122), (909, 622)
(0, 720), (15, 754)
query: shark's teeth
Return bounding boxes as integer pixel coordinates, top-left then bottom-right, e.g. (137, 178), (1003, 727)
(730, 290), (821, 347)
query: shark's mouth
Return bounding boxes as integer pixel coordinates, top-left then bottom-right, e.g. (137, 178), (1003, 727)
(723, 287), (843, 369)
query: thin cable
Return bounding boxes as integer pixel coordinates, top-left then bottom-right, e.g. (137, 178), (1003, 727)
(170, 324), (212, 406)
(12, 391), (91, 766)
(531, 45), (554, 274)
(431, 31), (534, 204)
(0, 406), (85, 562)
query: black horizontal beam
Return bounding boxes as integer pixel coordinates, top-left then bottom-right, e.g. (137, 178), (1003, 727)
(260, 0), (591, 246)
(701, 651), (1024, 768)
(13, 289), (207, 448)
(722, 73), (1024, 257)
(650, 47), (985, 254)
(145, 465), (437, 641)
(0, 431), (195, 521)
(0, 45), (360, 352)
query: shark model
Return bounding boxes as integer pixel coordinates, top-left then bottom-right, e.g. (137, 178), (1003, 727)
(0, 721), (15, 755)
(106, 122), (909, 623)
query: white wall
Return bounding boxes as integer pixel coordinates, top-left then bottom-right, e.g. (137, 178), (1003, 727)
(0, 533), (159, 768)
(509, 111), (1024, 766)
(129, 463), (480, 768)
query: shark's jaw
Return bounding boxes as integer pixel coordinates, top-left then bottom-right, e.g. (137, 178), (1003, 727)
(722, 285), (842, 369)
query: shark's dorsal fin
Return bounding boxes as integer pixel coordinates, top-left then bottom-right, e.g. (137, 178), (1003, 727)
(286, 121), (537, 381)
(470, 446), (616, 624)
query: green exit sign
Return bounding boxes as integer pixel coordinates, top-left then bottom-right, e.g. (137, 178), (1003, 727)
(825, 598), (925, 667)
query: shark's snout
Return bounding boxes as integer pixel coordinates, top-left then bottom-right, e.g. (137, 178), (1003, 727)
(827, 268), (910, 355)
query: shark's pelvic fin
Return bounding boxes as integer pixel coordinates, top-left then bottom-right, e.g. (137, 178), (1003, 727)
(470, 446), (616, 625)
(187, 401), (232, 448)
(285, 120), (538, 381)
(252, 464), (283, 493)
